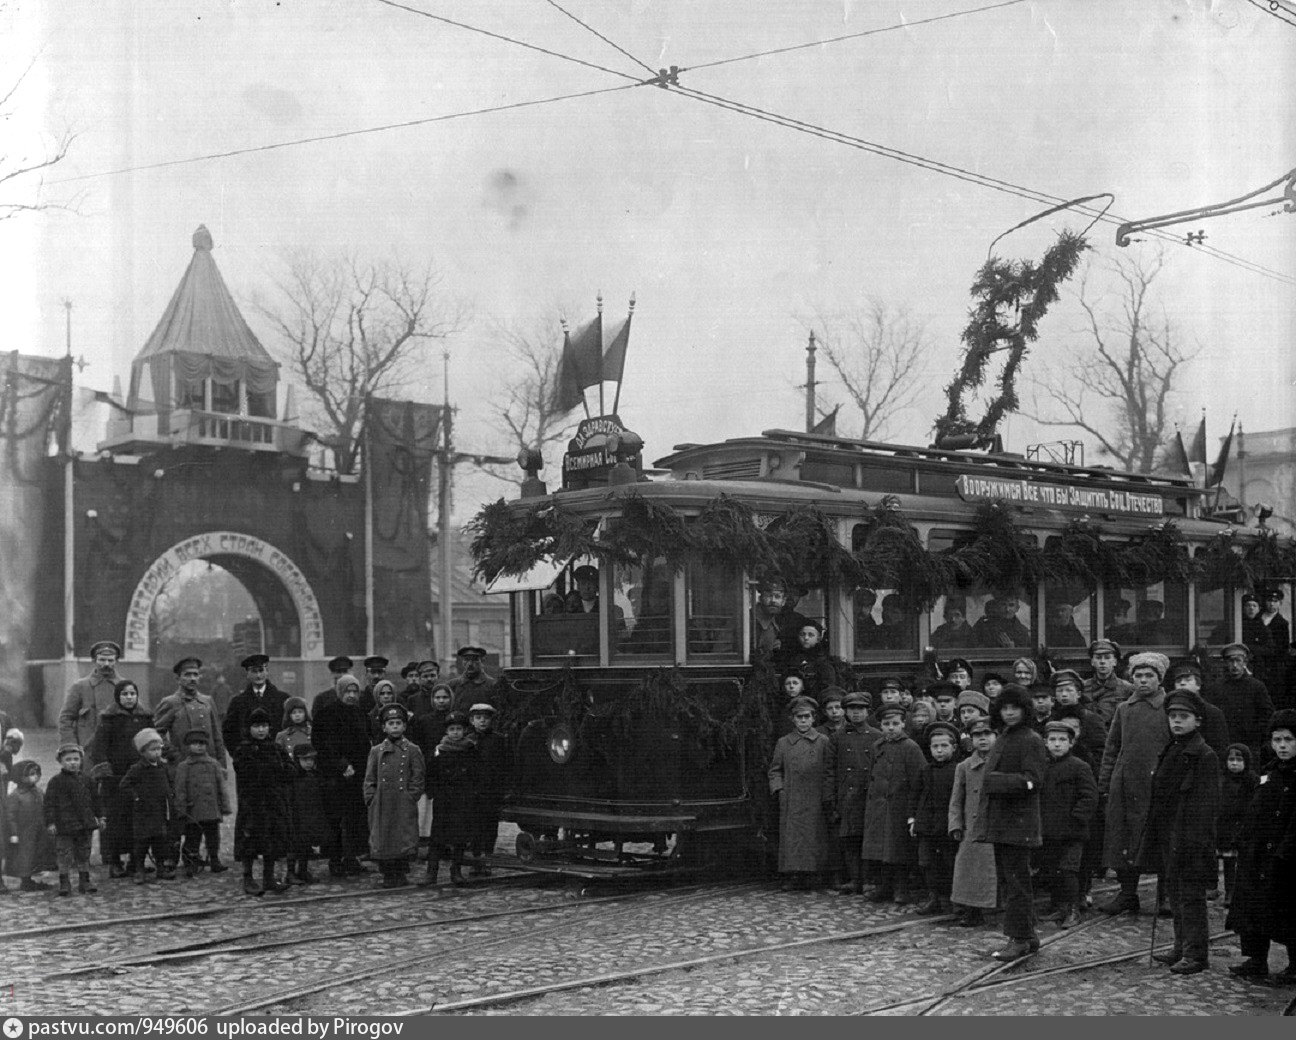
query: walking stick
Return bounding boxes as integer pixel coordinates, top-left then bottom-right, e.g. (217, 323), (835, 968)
(1148, 874), (1161, 966)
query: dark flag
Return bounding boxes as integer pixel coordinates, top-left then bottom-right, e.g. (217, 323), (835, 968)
(811, 405), (841, 436)
(1206, 418), (1235, 488)
(602, 314), (632, 385)
(550, 313), (603, 415)
(1188, 417), (1207, 465)
(1162, 429), (1192, 477)
(367, 397), (444, 570)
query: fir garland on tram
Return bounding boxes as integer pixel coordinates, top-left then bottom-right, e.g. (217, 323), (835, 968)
(468, 493), (1296, 605)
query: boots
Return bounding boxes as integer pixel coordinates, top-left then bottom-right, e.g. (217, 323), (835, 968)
(294, 859), (315, 884)
(58, 874), (72, 897)
(78, 871), (97, 894)
(1058, 907), (1081, 929)
(243, 860), (264, 896)
(1152, 948), (1183, 965)
(263, 860), (288, 894)
(914, 894), (944, 916)
(418, 858), (441, 888)
(449, 850), (467, 886)
(209, 856), (229, 874)
(109, 859), (127, 879)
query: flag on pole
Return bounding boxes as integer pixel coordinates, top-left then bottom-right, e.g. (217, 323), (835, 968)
(1188, 417), (1207, 465)
(811, 404), (841, 436)
(602, 314), (632, 385)
(1161, 428), (1192, 477)
(1206, 418), (1235, 487)
(549, 313), (603, 415)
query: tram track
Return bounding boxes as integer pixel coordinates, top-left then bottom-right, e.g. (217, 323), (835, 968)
(198, 880), (762, 1017)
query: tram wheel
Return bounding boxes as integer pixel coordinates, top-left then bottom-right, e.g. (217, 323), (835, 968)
(515, 831), (538, 863)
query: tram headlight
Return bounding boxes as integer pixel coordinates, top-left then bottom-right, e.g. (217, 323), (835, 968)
(547, 723), (575, 764)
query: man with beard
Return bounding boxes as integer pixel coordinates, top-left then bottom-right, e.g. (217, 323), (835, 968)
(448, 646), (500, 713)
(311, 674), (370, 877)
(154, 657), (226, 764)
(58, 640), (127, 748)
(222, 654), (289, 755)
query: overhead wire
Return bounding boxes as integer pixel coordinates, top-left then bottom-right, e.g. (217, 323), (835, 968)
(669, 85), (1296, 285)
(49, 83), (642, 184)
(540, 0), (657, 75)
(1242, 0), (1296, 29)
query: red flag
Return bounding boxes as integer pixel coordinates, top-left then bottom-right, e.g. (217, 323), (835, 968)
(1163, 429), (1191, 477)
(1188, 417), (1207, 465)
(549, 313), (602, 415)
(602, 314), (632, 385)
(811, 404), (841, 436)
(1207, 419), (1235, 487)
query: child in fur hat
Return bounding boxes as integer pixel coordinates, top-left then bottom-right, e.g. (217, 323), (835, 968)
(232, 706), (294, 896)
(5, 761), (57, 890)
(119, 728), (178, 884)
(364, 704), (425, 887)
(86, 679), (154, 877)
(174, 730), (231, 876)
(44, 743), (105, 896)
(286, 744), (329, 884)
(275, 697), (313, 755)
(424, 710), (481, 886)
(1215, 742), (1259, 907)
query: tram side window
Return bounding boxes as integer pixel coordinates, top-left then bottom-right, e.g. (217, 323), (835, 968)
(612, 555), (673, 659)
(927, 529), (1034, 652)
(686, 559), (741, 659)
(1196, 580), (1231, 648)
(854, 587), (917, 656)
(1102, 578), (1187, 647)
(1042, 541), (1095, 650)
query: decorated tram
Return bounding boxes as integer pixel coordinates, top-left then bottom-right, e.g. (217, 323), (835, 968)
(469, 417), (1296, 875)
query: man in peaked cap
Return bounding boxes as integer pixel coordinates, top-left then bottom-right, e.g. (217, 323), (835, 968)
(1208, 643), (1275, 763)
(154, 657), (225, 764)
(58, 639), (127, 749)
(312, 656), (356, 715)
(360, 656), (390, 716)
(448, 645), (499, 713)
(223, 654), (289, 754)
(1084, 638), (1132, 727)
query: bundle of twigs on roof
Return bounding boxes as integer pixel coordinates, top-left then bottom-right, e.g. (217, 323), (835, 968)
(1197, 527), (1296, 592)
(941, 502), (1048, 595)
(766, 507), (862, 589)
(851, 500), (949, 610)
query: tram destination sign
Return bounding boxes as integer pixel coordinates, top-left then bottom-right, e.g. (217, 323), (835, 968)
(955, 474), (1163, 516)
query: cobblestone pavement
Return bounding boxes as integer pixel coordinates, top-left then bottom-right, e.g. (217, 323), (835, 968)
(6, 731), (1291, 1016)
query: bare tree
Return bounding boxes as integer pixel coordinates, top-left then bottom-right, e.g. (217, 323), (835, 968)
(483, 307), (581, 486)
(256, 252), (467, 473)
(803, 299), (929, 441)
(1026, 250), (1200, 473)
(0, 46), (79, 223)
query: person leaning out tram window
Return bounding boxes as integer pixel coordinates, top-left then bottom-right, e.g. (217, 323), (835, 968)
(971, 595), (1032, 650)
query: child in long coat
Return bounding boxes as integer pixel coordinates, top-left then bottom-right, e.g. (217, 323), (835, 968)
(1216, 742), (1259, 906)
(119, 728), (179, 884)
(5, 761), (57, 890)
(173, 729), (231, 876)
(44, 743), (104, 897)
(232, 707), (294, 896)
(286, 744), (330, 884)
(425, 710), (480, 886)
(86, 679), (154, 877)
(274, 697), (313, 755)
(948, 716), (997, 925)
(1037, 721), (1098, 929)
(768, 695), (832, 890)
(824, 691), (880, 893)
(1137, 689), (1220, 974)
(910, 721), (961, 914)
(468, 704), (510, 872)
(861, 704), (925, 903)
(1225, 708), (1296, 984)
(364, 705), (426, 887)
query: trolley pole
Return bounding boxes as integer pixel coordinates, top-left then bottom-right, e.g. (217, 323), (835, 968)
(804, 330), (817, 433)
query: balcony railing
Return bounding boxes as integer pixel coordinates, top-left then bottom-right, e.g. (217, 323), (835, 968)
(99, 408), (308, 457)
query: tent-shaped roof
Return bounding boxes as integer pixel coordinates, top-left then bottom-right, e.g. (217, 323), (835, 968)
(128, 225), (278, 410)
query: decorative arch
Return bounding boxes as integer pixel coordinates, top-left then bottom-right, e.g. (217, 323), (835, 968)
(122, 531), (326, 661)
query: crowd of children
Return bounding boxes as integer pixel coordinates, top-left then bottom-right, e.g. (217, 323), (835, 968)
(0, 654), (513, 900)
(766, 637), (1296, 980)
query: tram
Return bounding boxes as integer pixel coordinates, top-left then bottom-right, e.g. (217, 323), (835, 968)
(471, 418), (1294, 875)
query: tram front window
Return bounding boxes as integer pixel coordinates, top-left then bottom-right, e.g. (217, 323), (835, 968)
(530, 559), (601, 659)
(612, 555), (673, 659)
(686, 559), (741, 659)
(1102, 579), (1187, 647)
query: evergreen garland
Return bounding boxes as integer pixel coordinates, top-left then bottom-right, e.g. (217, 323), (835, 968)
(469, 493), (1293, 601)
(935, 230), (1088, 444)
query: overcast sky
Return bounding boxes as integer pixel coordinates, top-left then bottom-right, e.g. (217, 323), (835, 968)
(4, 0), (1293, 516)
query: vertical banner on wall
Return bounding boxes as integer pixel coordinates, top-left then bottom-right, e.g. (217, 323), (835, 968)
(366, 397), (444, 571)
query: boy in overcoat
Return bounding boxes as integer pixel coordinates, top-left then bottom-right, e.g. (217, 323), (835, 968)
(231, 707), (294, 896)
(823, 691), (879, 893)
(85, 679), (154, 877)
(44, 743), (104, 896)
(949, 716), (997, 925)
(468, 703), (510, 871)
(1098, 651), (1171, 916)
(975, 683), (1048, 960)
(910, 721), (961, 914)
(274, 697), (313, 755)
(364, 704), (426, 888)
(1137, 688), (1220, 974)
(425, 710), (481, 886)
(286, 744), (330, 884)
(119, 728), (178, 884)
(1225, 709), (1296, 984)
(1036, 721), (1098, 929)
(861, 704), (925, 903)
(768, 695), (832, 890)
(173, 729), (231, 876)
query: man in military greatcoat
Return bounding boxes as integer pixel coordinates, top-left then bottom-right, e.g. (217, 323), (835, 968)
(222, 654), (289, 754)
(58, 640), (127, 748)
(153, 657), (226, 764)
